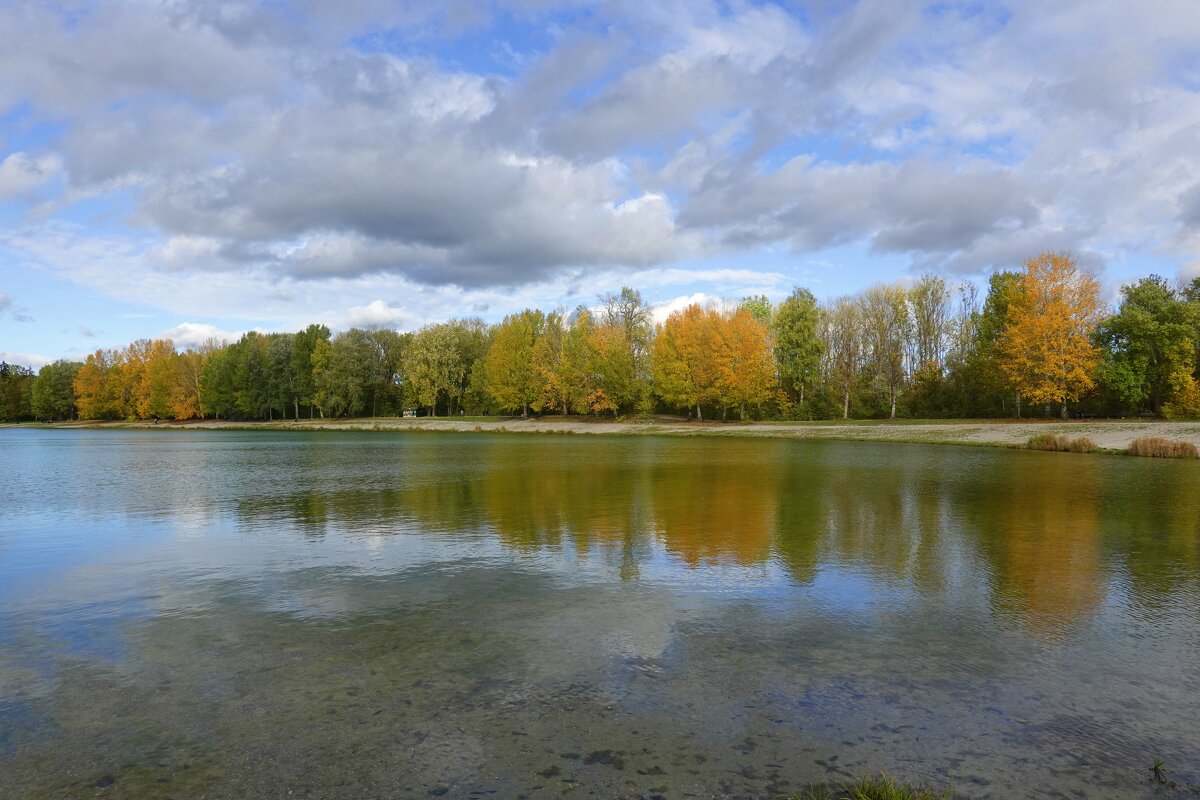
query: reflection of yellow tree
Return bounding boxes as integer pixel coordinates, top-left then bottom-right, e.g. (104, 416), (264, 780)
(650, 444), (780, 567)
(476, 442), (650, 554)
(968, 455), (1105, 636)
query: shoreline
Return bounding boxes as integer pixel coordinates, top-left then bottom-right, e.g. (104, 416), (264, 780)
(10, 416), (1200, 454)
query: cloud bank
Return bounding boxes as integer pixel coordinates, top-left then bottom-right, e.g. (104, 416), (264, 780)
(1, 0), (1198, 334)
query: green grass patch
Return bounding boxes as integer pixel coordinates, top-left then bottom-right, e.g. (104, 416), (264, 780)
(792, 773), (952, 800)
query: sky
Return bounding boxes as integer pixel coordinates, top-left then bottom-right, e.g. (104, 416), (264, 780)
(2, 0), (1199, 368)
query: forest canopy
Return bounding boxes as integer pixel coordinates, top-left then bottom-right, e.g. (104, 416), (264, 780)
(5, 253), (1200, 423)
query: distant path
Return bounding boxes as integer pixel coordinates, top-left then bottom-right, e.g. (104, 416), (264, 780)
(23, 416), (1200, 452)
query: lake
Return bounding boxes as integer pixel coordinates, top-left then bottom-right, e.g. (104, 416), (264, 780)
(1, 427), (1198, 799)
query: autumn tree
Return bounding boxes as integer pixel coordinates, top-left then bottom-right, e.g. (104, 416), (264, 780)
(716, 308), (775, 418)
(599, 286), (654, 411)
(773, 288), (823, 410)
(74, 349), (125, 420)
(998, 253), (1101, 418)
(584, 321), (638, 415)
(170, 342), (216, 420)
(533, 312), (570, 414)
(484, 309), (545, 416)
(651, 304), (721, 419)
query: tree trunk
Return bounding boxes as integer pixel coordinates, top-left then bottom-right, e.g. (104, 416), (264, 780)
(522, 401), (528, 418)
(842, 390), (850, 420)
(1061, 402), (1068, 419)
(1015, 390), (1021, 419)
(696, 402), (702, 421)
(799, 382), (805, 408)
(294, 397), (299, 421)
(889, 391), (897, 419)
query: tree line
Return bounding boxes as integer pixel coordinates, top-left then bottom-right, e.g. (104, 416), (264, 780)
(4, 252), (1200, 423)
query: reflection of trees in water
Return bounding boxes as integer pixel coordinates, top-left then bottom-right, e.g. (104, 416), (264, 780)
(1097, 462), (1200, 611)
(958, 454), (1105, 636)
(650, 455), (778, 567)
(773, 449), (953, 592)
(228, 437), (1200, 632)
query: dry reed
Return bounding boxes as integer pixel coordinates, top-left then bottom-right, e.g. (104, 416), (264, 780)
(1127, 436), (1199, 458)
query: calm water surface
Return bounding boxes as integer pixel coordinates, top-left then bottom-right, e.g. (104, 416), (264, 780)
(1, 428), (1199, 799)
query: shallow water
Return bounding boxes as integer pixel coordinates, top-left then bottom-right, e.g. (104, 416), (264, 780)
(1, 427), (1199, 799)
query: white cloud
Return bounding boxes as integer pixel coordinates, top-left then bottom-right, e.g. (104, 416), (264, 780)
(0, 152), (61, 200)
(156, 322), (247, 348)
(0, 351), (54, 369)
(3, 0), (1200, 348)
(346, 299), (406, 328)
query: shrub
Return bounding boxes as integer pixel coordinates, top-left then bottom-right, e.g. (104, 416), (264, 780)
(1026, 433), (1096, 453)
(1067, 436), (1096, 453)
(1127, 437), (1199, 458)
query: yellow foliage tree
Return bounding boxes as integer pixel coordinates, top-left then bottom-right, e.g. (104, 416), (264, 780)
(651, 304), (722, 419)
(73, 349), (125, 420)
(998, 253), (1101, 418)
(715, 308), (775, 418)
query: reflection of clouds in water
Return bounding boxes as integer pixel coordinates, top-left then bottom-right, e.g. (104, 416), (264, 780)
(5, 431), (1200, 797)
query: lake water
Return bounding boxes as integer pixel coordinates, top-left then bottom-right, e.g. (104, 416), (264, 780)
(1, 427), (1199, 799)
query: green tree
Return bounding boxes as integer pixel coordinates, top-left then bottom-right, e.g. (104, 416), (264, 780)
(199, 345), (238, 419)
(312, 329), (382, 417)
(773, 288), (823, 410)
(292, 324), (331, 418)
(1096, 276), (1200, 416)
(233, 333), (271, 419)
(444, 319), (490, 415)
(0, 361), (35, 421)
(739, 295), (773, 325)
(406, 323), (461, 416)
(31, 360), (83, 420)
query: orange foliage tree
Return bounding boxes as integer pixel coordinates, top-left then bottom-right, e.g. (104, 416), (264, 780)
(998, 253), (1101, 417)
(715, 308), (775, 419)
